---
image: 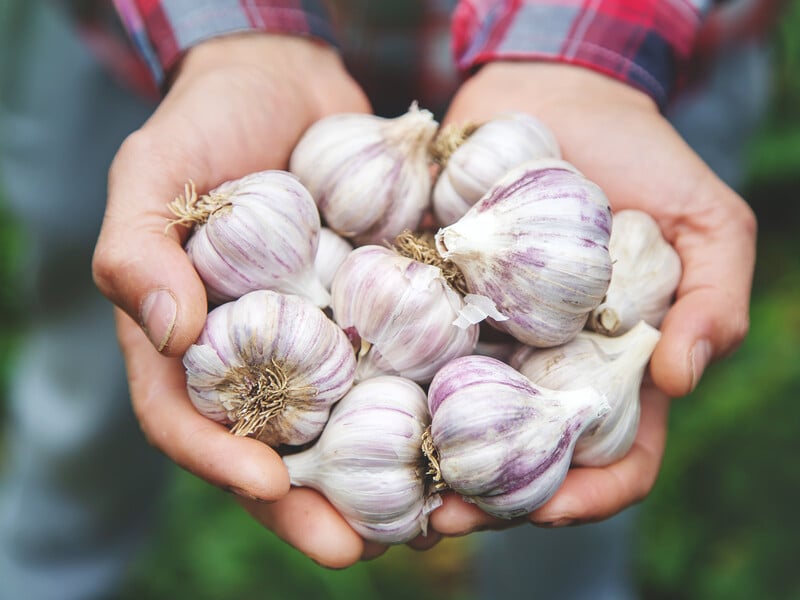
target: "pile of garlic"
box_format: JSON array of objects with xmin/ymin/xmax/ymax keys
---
[{"xmin": 173, "ymin": 103, "xmax": 681, "ymax": 544}]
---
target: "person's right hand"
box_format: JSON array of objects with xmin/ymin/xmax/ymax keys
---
[{"xmin": 92, "ymin": 34, "xmax": 385, "ymax": 568}]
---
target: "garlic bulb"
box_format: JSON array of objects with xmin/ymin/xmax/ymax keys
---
[
  {"xmin": 169, "ymin": 171, "xmax": 330, "ymax": 307},
  {"xmin": 182, "ymin": 290, "xmax": 356, "ymax": 447},
  {"xmin": 435, "ymin": 159, "xmax": 613, "ymax": 348},
  {"xmin": 588, "ymin": 209, "xmax": 682, "ymax": 336},
  {"xmin": 427, "ymin": 355, "xmax": 609, "ymax": 519},
  {"xmin": 513, "ymin": 321, "xmax": 661, "ymax": 467},
  {"xmin": 289, "ymin": 103, "xmax": 438, "ymax": 245},
  {"xmin": 330, "ymin": 244, "xmax": 479, "ymax": 383},
  {"xmin": 283, "ymin": 376, "xmax": 441, "ymax": 544},
  {"xmin": 432, "ymin": 112, "xmax": 561, "ymax": 226},
  {"xmin": 314, "ymin": 227, "xmax": 353, "ymax": 290}
]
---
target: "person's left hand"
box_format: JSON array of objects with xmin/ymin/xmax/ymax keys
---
[{"xmin": 427, "ymin": 60, "xmax": 754, "ymax": 534}]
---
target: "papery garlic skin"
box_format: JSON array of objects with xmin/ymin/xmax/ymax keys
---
[
  {"xmin": 283, "ymin": 376, "xmax": 440, "ymax": 544},
  {"xmin": 513, "ymin": 321, "xmax": 661, "ymax": 467},
  {"xmin": 330, "ymin": 245, "xmax": 479, "ymax": 383},
  {"xmin": 433, "ymin": 112, "xmax": 561, "ymax": 226},
  {"xmin": 183, "ymin": 290, "xmax": 356, "ymax": 447},
  {"xmin": 314, "ymin": 227, "xmax": 353, "ymax": 290},
  {"xmin": 289, "ymin": 103, "xmax": 438, "ymax": 245},
  {"xmin": 435, "ymin": 159, "xmax": 613, "ymax": 348},
  {"xmin": 588, "ymin": 209, "xmax": 682, "ymax": 336},
  {"xmin": 428, "ymin": 355, "xmax": 609, "ymax": 519},
  {"xmin": 181, "ymin": 170, "xmax": 330, "ymax": 307}
]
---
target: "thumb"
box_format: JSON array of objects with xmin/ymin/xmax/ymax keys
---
[
  {"xmin": 93, "ymin": 131, "xmax": 208, "ymax": 356},
  {"xmin": 650, "ymin": 195, "xmax": 756, "ymax": 397}
]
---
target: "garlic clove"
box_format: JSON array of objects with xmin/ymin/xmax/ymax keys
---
[
  {"xmin": 427, "ymin": 355, "xmax": 609, "ymax": 519},
  {"xmin": 435, "ymin": 159, "xmax": 613, "ymax": 348},
  {"xmin": 330, "ymin": 244, "xmax": 478, "ymax": 384},
  {"xmin": 432, "ymin": 111, "xmax": 561, "ymax": 226},
  {"xmin": 170, "ymin": 171, "xmax": 330, "ymax": 308},
  {"xmin": 587, "ymin": 209, "xmax": 682, "ymax": 336},
  {"xmin": 289, "ymin": 102, "xmax": 438, "ymax": 246},
  {"xmin": 283, "ymin": 375, "xmax": 440, "ymax": 544},
  {"xmin": 514, "ymin": 320, "xmax": 661, "ymax": 467},
  {"xmin": 182, "ymin": 290, "xmax": 356, "ymax": 447},
  {"xmin": 314, "ymin": 227, "xmax": 353, "ymax": 290}
]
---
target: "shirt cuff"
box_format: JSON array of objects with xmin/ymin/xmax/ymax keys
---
[
  {"xmin": 452, "ymin": 0, "xmax": 708, "ymax": 110},
  {"xmin": 113, "ymin": 0, "xmax": 338, "ymax": 88}
]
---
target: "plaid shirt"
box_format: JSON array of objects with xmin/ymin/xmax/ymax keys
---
[{"xmin": 105, "ymin": 0, "xmax": 771, "ymax": 111}]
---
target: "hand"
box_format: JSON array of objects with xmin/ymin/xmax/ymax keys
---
[
  {"xmin": 93, "ymin": 34, "xmax": 380, "ymax": 567},
  {"xmin": 428, "ymin": 62, "xmax": 756, "ymax": 532}
]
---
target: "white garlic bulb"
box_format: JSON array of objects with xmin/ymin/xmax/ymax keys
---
[
  {"xmin": 513, "ymin": 321, "xmax": 661, "ymax": 467},
  {"xmin": 432, "ymin": 112, "xmax": 561, "ymax": 226},
  {"xmin": 314, "ymin": 227, "xmax": 353, "ymax": 290},
  {"xmin": 330, "ymin": 245, "xmax": 479, "ymax": 383},
  {"xmin": 435, "ymin": 159, "xmax": 613, "ymax": 348},
  {"xmin": 283, "ymin": 376, "xmax": 441, "ymax": 544},
  {"xmin": 427, "ymin": 355, "xmax": 609, "ymax": 519},
  {"xmin": 289, "ymin": 103, "xmax": 438, "ymax": 245},
  {"xmin": 170, "ymin": 171, "xmax": 330, "ymax": 307},
  {"xmin": 182, "ymin": 290, "xmax": 356, "ymax": 447},
  {"xmin": 588, "ymin": 209, "xmax": 682, "ymax": 336}
]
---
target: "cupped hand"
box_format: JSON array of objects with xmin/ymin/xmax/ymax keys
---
[
  {"xmin": 93, "ymin": 34, "xmax": 379, "ymax": 567},
  {"xmin": 428, "ymin": 61, "xmax": 756, "ymax": 532}
]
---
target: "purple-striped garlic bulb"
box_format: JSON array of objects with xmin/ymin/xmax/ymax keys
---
[
  {"xmin": 588, "ymin": 209, "xmax": 682, "ymax": 336},
  {"xmin": 427, "ymin": 355, "xmax": 608, "ymax": 519},
  {"xmin": 330, "ymin": 244, "xmax": 482, "ymax": 384},
  {"xmin": 431, "ymin": 111, "xmax": 561, "ymax": 226},
  {"xmin": 169, "ymin": 170, "xmax": 330, "ymax": 307},
  {"xmin": 289, "ymin": 102, "xmax": 438, "ymax": 246},
  {"xmin": 182, "ymin": 290, "xmax": 356, "ymax": 447},
  {"xmin": 513, "ymin": 321, "xmax": 661, "ymax": 467},
  {"xmin": 283, "ymin": 376, "xmax": 441, "ymax": 544},
  {"xmin": 435, "ymin": 159, "xmax": 613, "ymax": 348}
]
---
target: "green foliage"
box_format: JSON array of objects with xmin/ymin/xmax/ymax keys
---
[
  {"xmin": 635, "ymin": 248, "xmax": 800, "ymax": 599},
  {"xmin": 0, "ymin": 198, "xmax": 24, "ymax": 415}
]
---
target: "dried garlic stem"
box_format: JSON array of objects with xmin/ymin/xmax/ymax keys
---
[
  {"xmin": 392, "ymin": 230, "xmax": 468, "ymax": 296},
  {"xmin": 166, "ymin": 180, "xmax": 232, "ymax": 232},
  {"xmin": 429, "ymin": 122, "xmax": 479, "ymax": 167},
  {"xmin": 227, "ymin": 359, "xmax": 316, "ymax": 438},
  {"xmin": 421, "ymin": 426, "xmax": 448, "ymax": 493}
]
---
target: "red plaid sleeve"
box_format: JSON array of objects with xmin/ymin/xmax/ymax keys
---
[
  {"xmin": 451, "ymin": 0, "xmax": 708, "ymax": 109},
  {"xmin": 113, "ymin": 0, "xmax": 337, "ymax": 87}
]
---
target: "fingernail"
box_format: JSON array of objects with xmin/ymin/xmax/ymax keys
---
[
  {"xmin": 689, "ymin": 338, "xmax": 712, "ymax": 391},
  {"xmin": 141, "ymin": 289, "xmax": 177, "ymax": 352}
]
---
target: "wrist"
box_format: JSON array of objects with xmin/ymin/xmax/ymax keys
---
[
  {"xmin": 172, "ymin": 33, "xmax": 369, "ymax": 119},
  {"xmin": 468, "ymin": 62, "xmax": 657, "ymax": 120},
  {"xmin": 448, "ymin": 61, "xmax": 663, "ymax": 157}
]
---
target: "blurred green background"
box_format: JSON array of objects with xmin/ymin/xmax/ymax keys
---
[{"xmin": 1, "ymin": 4, "xmax": 799, "ymax": 600}]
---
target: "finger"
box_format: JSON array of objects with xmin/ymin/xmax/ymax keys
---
[
  {"xmin": 529, "ymin": 385, "xmax": 670, "ymax": 525},
  {"xmin": 239, "ymin": 488, "xmax": 366, "ymax": 569},
  {"xmin": 428, "ymin": 492, "xmax": 520, "ymax": 536},
  {"xmin": 652, "ymin": 188, "xmax": 756, "ymax": 396},
  {"xmin": 94, "ymin": 129, "xmax": 210, "ymax": 356},
  {"xmin": 405, "ymin": 529, "xmax": 443, "ymax": 551},
  {"xmin": 117, "ymin": 309, "xmax": 290, "ymax": 500},
  {"xmin": 361, "ymin": 541, "xmax": 390, "ymax": 561}
]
